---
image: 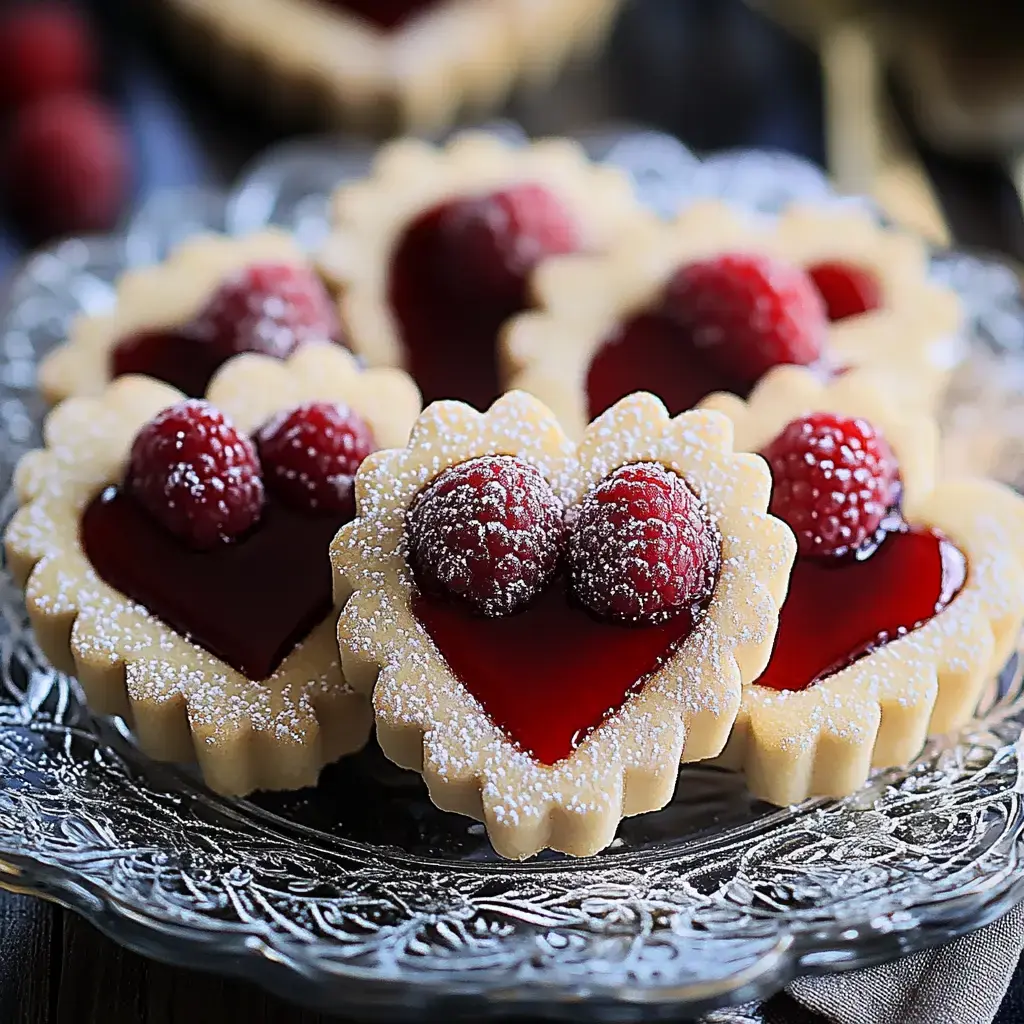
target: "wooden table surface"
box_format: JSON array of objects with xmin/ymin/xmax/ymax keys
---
[{"xmin": 3, "ymin": 1, "xmax": 1024, "ymax": 1021}]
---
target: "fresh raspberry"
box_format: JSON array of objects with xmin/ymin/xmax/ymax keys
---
[
  {"xmin": 0, "ymin": 4, "xmax": 96, "ymax": 110},
  {"xmin": 127, "ymin": 400, "xmax": 264, "ymax": 550},
  {"xmin": 407, "ymin": 455, "xmax": 566, "ymax": 617},
  {"xmin": 4, "ymin": 94, "xmax": 129, "ymax": 242},
  {"xmin": 189, "ymin": 263, "xmax": 341, "ymax": 362},
  {"xmin": 762, "ymin": 412, "xmax": 899, "ymax": 558},
  {"xmin": 662, "ymin": 253, "xmax": 827, "ymax": 388},
  {"xmin": 807, "ymin": 260, "xmax": 883, "ymax": 322},
  {"xmin": 567, "ymin": 462, "xmax": 719, "ymax": 625},
  {"xmin": 256, "ymin": 401, "xmax": 375, "ymax": 516},
  {"xmin": 429, "ymin": 184, "xmax": 580, "ymax": 312}
]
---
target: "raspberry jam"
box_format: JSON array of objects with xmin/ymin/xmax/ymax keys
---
[
  {"xmin": 388, "ymin": 189, "xmax": 579, "ymax": 410},
  {"xmin": 755, "ymin": 517, "xmax": 967, "ymax": 692},
  {"xmin": 586, "ymin": 310, "xmax": 755, "ymax": 420},
  {"xmin": 81, "ymin": 486, "xmax": 348, "ymax": 680},
  {"xmin": 323, "ymin": 0, "xmax": 441, "ymax": 29},
  {"xmin": 413, "ymin": 581, "xmax": 702, "ymax": 765},
  {"xmin": 807, "ymin": 260, "xmax": 882, "ymax": 322},
  {"xmin": 111, "ymin": 327, "xmax": 222, "ymax": 399}
]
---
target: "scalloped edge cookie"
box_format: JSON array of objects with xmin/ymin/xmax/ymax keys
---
[
  {"xmin": 157, "ymin": 0, "xmax": 622, "ymax": 133},
  {"xmin": 700, "ymin": 366, "xmax": 1024, "ymax": 806},
  {"xmin": 317, "ymin": 131, "xmax": 651, "ymax": 379},
  {"xmin": 39, "ymin": 230, "xmax": 319, "ymax": 405},
  {"xmin": 330, "ymin": 390, "xmax": 796, "ymax": 858},
  {"xmin": 502, "ymin": 201, "xmax": 964, "ymax": 438},
  {"xmin": 6, "ymin": 344, "xmax": 421, "ymax": 796}
]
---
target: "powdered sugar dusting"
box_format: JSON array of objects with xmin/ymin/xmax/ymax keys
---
[
  {"xmin": 706, "ymin": 365, "xmax": 1024, "ymax": 806},
  {"xmin": 332, "ymin": 390, "xmax": 794, "ymax": 858},
  {"xmin": 5, "ymin": 364, "xmax": 384, "ymax": 797}
]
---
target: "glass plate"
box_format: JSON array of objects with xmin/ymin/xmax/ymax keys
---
[{"xmin": 2, "ymin": 130, "xmax": 1024, "ymax": 1022}]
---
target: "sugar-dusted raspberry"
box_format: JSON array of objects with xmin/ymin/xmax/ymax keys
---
[
  {"xmin": 567, "ymin": 462, "xmax": 719, "ymax": 624},
  {"xmin": 4, "ymin": 93, "xmax": 129, "ymax": 242},
  {"xmin": 256, "ymin": 401, "xmax": 375, "ymax": 516},
  {"xmin": 807, "ymin": 260, "xmax": 883, "ymax": 322},
  {"xmin": 407, "ymin": 455, "xmax": 566, "ymax": 616},
  {"xmin": 128, "ymin": 400, "xmax": 264, "ymax": 549},
  {"xmin": 428, "ymin": 183, "xmax": 580, "ymax": 312},
  {"xmin": 662, "ymin": 252, "xmax": 826, "ymax": 388},
  {"xmin": 762, "ymin": 412, "xmax": 899, "ymax": 558},
  {"xmin": 189, "ymin": 262, "xmax": 341, "ymax": 362},
  {"xmin": 0, "ymin": 4, "xmax": 96, "ymax": 110}
]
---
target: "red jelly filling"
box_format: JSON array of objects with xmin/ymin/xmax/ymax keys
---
[
  {"xmin": 755, "ymin": 516, "xmax": 967, "ymax": 692},
  {"xmin": 80, "ymin": 486, "xmax": 349, "ymax": 680},
  {"xmin": 111, "ymin": 327, "xmax": 226, "ymax": 399},
  {"xmin": 413, "ymin": 581, "xmax": 703, "ymax": 765},
  {"xmin": 387, "ymin": 190, "xmax": 579, "ymax": 410},
  {"xmin": 586, "ymin": 310, "xmax": 759, "ymax": 421},
  {"xmin": 807, "ymin": 260, "xmax": 883, "ymax": 322},
  {"xmin": 322, "ymin": 0, "xmax": 441, "ymax": 30}
]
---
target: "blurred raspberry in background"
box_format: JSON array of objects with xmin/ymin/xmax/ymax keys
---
[{"xmin": 0, "ymin": 3, "xmax": 130, "ymax": 242}]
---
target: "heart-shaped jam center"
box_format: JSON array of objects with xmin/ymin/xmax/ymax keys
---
[
  {"xmin": 110, "ymin": 263, "xmax": 343, "ymax": 398},
  {"xmin": 586, "ymin": 309, "xmax": 754, "ymax": 420},
  {"xmin": 81, "ymin": 486, "xmax": 348, "ymax": 680},
  {"xmin": 112, "ymin": 327, "xmax": 226, "ymax": 399},
  {"xmin": 406, "ymin": 458, "xmax": 719, "ymax": 764},
  {"xmin": 322, "ymin": 0, "xmax": 443, "ymax": 30},
  {"xmin": 80, "ymin": 399, "xmax": 371, "ymax": 681},
  {"xmin": 807, "ymin": 260, "xmax": 882, "ymax": 322},
  {"xmin": 758, "ymin": 412, "xmax": 965, "ymax": 692},
  {"xmin": 388, "ymin": 185, "xmax": 580, "ymax": 409},
  {"xmin": 587, "ymin": 253, "xmax": 828, "ymax": 420},
  {"xmin": 414, "ymin": 582, "xmax": 699, "ymax": 764},
  {"xmin": 755, "ymin": 517, "xmax": 966, "ymax": 691}
]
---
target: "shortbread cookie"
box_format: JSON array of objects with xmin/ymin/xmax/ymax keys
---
[
  {"xmin": 503, "ymin": 201, "xmax": 963, "ymax": 438},
  {"xmin": 40, "ymin": 230, "xmax": 342, "ymax": 404},
  {"xmin": 6, "ymin": 344, "xmax": 420, "ymax": 795},
  {"xmin": 701, "ymin": 366, "xmax": 1024, "ymax": 806},
  {"xmin": 158, "ymin": 0, "xmax": 624, "ymax": 133},
  {"xmin": 331, "ymin": 390, "xmax": 796, "ymax": 858},
  {"xmin": 318, "ymin": 131, "xmax": 649, "ymax": 410}
]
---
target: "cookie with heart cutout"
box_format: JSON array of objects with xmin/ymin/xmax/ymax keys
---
[
  {"xmin": 699, "ymin": 365, "xmax": 1024, "ymax": 806},
  {"xmin": 40, "ymin": 229, "xmax": 343, "ymax": 404},
  {"xmin": 5, "ymin": 343, "xmax": 420, "ymax": 795},
  {"xmin": 331, "ymin": 389, "xmax": 796, "ymax": 858},
  {"xmin": 316, "ymin": 130, "xmax": 649, "ymax": 412},
  {"xmin": 158, "ymin": 0, "xmax": 623, "ymax": 133},
  {"xmin": 502, "ymin": 200, "xmax": 963, "ymax": 439}
]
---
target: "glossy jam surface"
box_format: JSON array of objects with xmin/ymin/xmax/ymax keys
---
[
  {"xmin": 81, "ymin": 486, "xmax": 348, "ymax": 680},
  {"xmin": 755, "ymin": 520, "xmax": 967, "ymax": 692},
  {"xmin": 413, "ymin": 582, "xmax": 699, "ymax": 765},
  {"xmin": 111, "ymin": 327, "xmax": 222, "ymax": 398},
  {"xmin": 387, "ymin": 205, "xmax": 513, "ymax": 409},
  {"xmin": 586, "ymin": 310, "xmax": 756, "ymax": 420},
  {"xmin": 807, "ymin": 260, "xmax": 883, "ymax": 322},
  {"xmin": 322, "ymin": 0, "xmax": 442, "ymax": 29},
  {"xmin": 388, "ymin": 195, "xmax": 578, "ymax": 409}
]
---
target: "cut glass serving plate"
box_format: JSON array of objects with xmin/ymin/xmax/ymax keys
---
[{"xmin": 2, "ymin": 129, "xmax": 1024, "ymax": 1021}]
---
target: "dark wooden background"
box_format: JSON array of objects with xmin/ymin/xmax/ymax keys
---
[{"xmin": 3, "ymin": 0, "xmax": 1024, "ymax": 1019}]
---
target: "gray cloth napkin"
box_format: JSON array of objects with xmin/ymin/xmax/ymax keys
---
[{"xmin": 703, "ymin": 903, "xmax": 1024, "ymax": 1024}]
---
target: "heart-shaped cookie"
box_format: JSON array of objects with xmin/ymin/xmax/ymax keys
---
[
  {"xmin": 332, "ymin": 390, "xmax": 796, "ymax": 858},
  {"xmin": 40, "ymin": 231, "xmax": 342, "ymax": 404},
  {"xmin": 317, "ymin": 132, "xmax": 647, "ymax": 411},
  {"xmin": 503, "ymin": 201, "xmax": 963, "ymax": 439},
  {"xmin": 6, "ymin": 344, "xmax": 420, "ymax": 795},
  {"xmin": 701, "ymin": 365, "xmax": 1024, "ymax": 806}
]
